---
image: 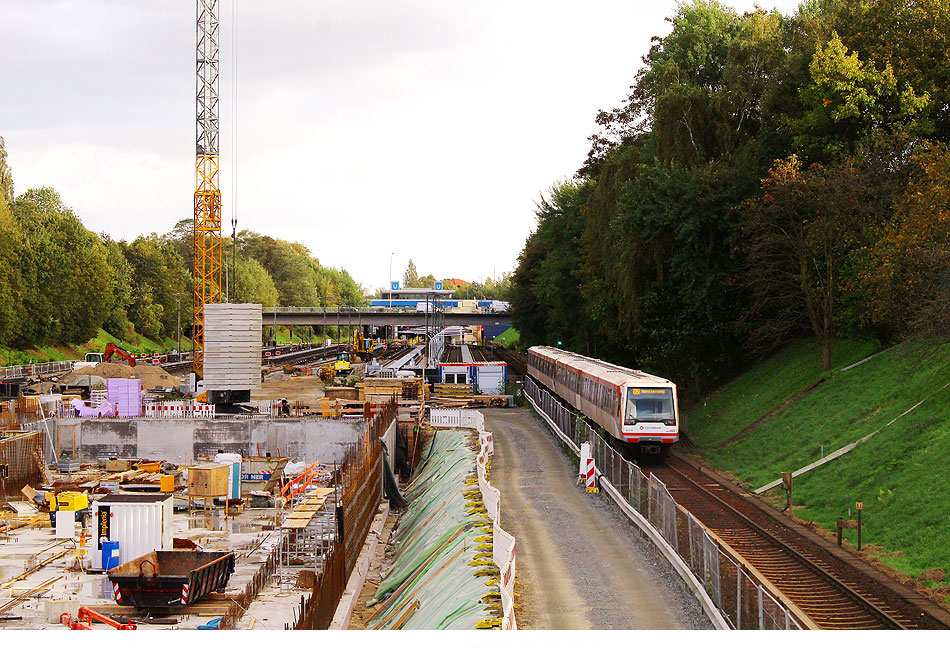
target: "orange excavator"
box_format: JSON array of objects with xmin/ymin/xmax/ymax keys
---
[{"xmin": 103, "ymin": 343, "xmax": 136, "ymax": 367}]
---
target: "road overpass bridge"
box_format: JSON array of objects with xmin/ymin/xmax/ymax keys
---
[{"xmin": 262, "ymin": 307, "xmax": 512, "ymax": 329}]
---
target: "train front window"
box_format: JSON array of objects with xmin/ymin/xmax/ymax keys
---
[{"xmin": 625, "ymin": 387, "xmax": 674, "ymax": 425}]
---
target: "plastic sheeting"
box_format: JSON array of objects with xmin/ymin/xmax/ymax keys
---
[
  {"xmin": 368, "ymin": 428, "xmax": 498, "ymax": 630},
  {"xmin": 70, "ymin": 397, "xmax": 115, "ymax": 417}
]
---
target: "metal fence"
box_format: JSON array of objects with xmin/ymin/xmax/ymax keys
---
[
  {"xmin": 524, "ymin": 376, "xmax": 803, "ymax": 630},
  {"xmin": 289, "ymin": 398, "xmax": 394, "ymax": 629},
  {"xmin": 0, "ymin": 360, "xmax": 78, "ymax": 379}
]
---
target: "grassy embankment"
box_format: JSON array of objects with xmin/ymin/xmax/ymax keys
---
[
  {"xmin": 492, "ymin": 327, "xmax": 520, "ymax": 348},
  {"xmin": 265, "ymin": 325, "xmax": 352, "ymax": 345},
  {"xmin": 0, "ymin": 328, "xmax": 192, "ymax": 366},
  {"xmin": 688, "ymin": 338, "xmax": 950, "ymax": 600}
]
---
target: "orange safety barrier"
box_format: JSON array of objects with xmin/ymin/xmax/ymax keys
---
[{"xmin": 280, "ymin": 460, "xmax": 322, "ymax": 500}]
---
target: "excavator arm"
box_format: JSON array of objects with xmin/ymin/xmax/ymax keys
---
[{"xmin": 103, "ymin": 343, "xmax": 136, "ymax": 367}]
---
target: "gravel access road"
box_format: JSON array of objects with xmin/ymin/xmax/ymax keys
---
[{"xmin": 484, "ymin": 407, "xmax": 710, "ymax": 630}]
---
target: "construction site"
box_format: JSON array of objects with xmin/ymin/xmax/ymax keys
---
[
  {"xmin": 0, "ymin": 308, "xmax": 520, "ymax": 631},
  {"xmin": 0, "ymin": 0, "xmax": 518, "ymax": 632}
]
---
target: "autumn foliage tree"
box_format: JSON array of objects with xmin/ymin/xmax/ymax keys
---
[{"xmin": 856, "ymin": 144, "xmax": 950, "ymax": 338}]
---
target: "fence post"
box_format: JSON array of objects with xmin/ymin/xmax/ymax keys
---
[
  {"xmin": 736, "ymin": 568, "xmax": 742, "ymax": 630},
  {"xmin": 758, "ymin": 586, "xmax": 764, "ymax": 630}
]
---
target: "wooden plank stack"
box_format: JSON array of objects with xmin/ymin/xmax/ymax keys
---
[
  {"xmin": 357, "ymin": 378, "xmax": 424, "ymax": 401},
  {"xmin": 432, "ymin": 383, "xmax": 474, "ymax": 398}
]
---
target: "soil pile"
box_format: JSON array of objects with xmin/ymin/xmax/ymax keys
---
[{"xmin": 60, "ymin": 362, "xmax": 182, "ymax": 390}]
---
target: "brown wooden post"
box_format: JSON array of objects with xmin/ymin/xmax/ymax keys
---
[
  {"xmin": 782, "ymin": 472, "xmax": 793, "ymax": 514},
  {"xmin": 837, "ymin": 517, "xmax": 843, "ymax": 547}
]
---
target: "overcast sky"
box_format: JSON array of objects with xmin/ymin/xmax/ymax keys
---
[{"xmin": 2, "ymin": 0, "xmax": 803, "ymax": 294}]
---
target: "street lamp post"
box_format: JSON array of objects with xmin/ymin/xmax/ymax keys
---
[
  {"xmin": 231, "ymin": 218, "xmax": 237, "ymax": 302},
  {"xmin": 172, "ymin": 292, "xmax": 186, "ymax": 361},
  {"xmin": 389, "ymin": 252, "xmax": 395, "ymax": 309}
]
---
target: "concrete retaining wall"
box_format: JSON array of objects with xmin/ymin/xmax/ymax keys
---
[{"xmin": 53, "ymin": 418, "xmax": 364, "ymax": 465}]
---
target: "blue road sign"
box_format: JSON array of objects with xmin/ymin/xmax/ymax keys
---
[
  {"xmin": 391, "ymin": 282, "xmax": 400, "ymax": 291},
  {"xmin": 434, "ymin": 282, "xmax": 442, "ymax": 290}
]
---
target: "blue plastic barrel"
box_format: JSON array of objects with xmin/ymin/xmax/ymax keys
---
[{"xmin": 101, "ymin": 541, "xmax": 120, "ymax": 570}]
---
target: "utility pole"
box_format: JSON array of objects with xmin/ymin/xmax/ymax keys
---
[
  {"xmin": 231, "ymin": 217, "xmax": 237, "ymax": 302},
  {"xmin": 389, "ymin": 251, "xmax": 395, "ymax": 309},
  {"xmin": 173, "ymin": 292, "xmax": 187, "ymax": 359}
]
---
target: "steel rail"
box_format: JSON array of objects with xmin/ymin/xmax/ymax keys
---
[{"xmin": 657, "ymin": 459, "xmax": 907, "ymax": 629}]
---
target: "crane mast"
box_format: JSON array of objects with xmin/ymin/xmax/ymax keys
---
[{"xmin": 193, "ymin": 0, "xmax": 222, "ymax": 377}]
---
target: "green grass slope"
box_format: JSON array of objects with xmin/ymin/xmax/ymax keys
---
[
  {"xmin": 493, "ymin": 327, "xmax": 520, "ymax": 347},
  {"xmin": 0, "ymin": 329, "xmax": 193, "ymax": 366},
  {"xmin": 688, "ymin": 338, "xmax": 950, "ymax": 595}
]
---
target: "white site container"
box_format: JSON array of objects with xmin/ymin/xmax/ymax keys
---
[
  {"xmin": 214, "ymin": 453, "xmax": 242, "ymax": 499},
  {"xmin": 203, "ymin": 303, "xmax": 263, "ymax": 392},
  {"xmin": 439, "ymin": 363, "xmax": 469, "ymax": 385},
  {"xmin": 474, "ymin": 362, "xmax": 508, "ymax": 395},
  {"xmin": 90, "ymin": 493, "xmax": 174, "ymax": 570}
]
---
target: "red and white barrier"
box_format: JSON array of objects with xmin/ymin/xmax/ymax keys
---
[
  {"xmin": 141, "ymin": 401, "xmax": 215, "ymax": 419},
  {"xmin": 579, "ymin": 442, "xmax": 598, "ymax": 492}
]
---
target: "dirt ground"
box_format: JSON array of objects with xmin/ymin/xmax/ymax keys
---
[
  {"xmin": 251, "ymin": 374, "xmax": 327, "ymax": 401},
  {"xmin": 347, "ymin": 512, "xmax": 399, "ymax": 629},
  {"xmin": 59, "ymin": 361, "xmax": 182, "ymax": 390},
  {"xmin": 483, "ymin": 407, "xmax": 710, "ymax": 630}
]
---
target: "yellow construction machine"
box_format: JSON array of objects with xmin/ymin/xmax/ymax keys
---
[
  {"xmin": 334, "ymin": 351, "xmax": 351, "ymax": 375},
  {"xmin": 352, "ymin": 332, "xmax": 374, "ymax": 362}
]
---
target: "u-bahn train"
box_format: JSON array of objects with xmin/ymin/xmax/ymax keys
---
[{"xmin": 526, "ymin": 346, "xmax": 679, "ymax": 459}]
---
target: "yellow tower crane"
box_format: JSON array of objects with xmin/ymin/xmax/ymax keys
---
[{"xmin": 193, "ymin": 0, "xmax": 223, "ymax": 377}]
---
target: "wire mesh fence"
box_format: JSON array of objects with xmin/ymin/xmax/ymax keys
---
[{"xmin": 524, "ymin": 376, "xmax": 803, "ymax": 630}]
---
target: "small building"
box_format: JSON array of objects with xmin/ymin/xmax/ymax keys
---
[{"xmin": 438, "ymin": 361, "xmax": 507, "ymax": 394}]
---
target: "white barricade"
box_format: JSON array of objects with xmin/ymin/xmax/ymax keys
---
[
  {"xmin": 493, "ymin": 523, "xmax": 517, "ymax": 630},
  {"xmin": 472, "ymin": 412, "xmax": 516, "ymax": 630},
  {"xmin": 430, "ymin": 408, "xmax": 486, "ymax": 430},
  {"xmin": 430, "ymin": 408, "xmax": 461, "ymax": 427}
]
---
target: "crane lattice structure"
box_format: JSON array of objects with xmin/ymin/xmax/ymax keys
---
[{"xmin": 193, "ymin": 0, "xmax": 222, "ymax": 377}]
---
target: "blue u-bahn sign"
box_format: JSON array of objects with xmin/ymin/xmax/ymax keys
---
[
  {"xmin": 434, "ymin": 282, "xmax": 442, "ymax": 290},
  {"xmin": 391, "ymin": 282, "xmax": 400, "ymax": 291}
]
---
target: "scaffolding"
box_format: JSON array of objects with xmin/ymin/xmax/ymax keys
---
[{"xmin": 278, "ymin": 485, "xmax": 341, "ymax": 588}]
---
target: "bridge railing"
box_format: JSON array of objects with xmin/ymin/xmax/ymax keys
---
[
  {"xmin": 263, "ymin": 306, "xmax": 510, "ymax": 316},
  {"xmin": 523, "ymin": 376, "xmax": 804, "ymax": 630}
]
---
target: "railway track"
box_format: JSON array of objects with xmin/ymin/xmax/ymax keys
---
[
  {"xmin": 486, "ymin": 344, "xmax": 526, "ymax": 376},
  {"xmin": 651, "ymin": 456, "xmax": 949, "ymax": 629},
  {"xmin": 161, "ymin": 344, "xmax": 344, "ymax": 374}
]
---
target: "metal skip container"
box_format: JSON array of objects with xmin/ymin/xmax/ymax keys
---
[{"xmin": 108, "ymin": 550, "xmax": 235, "ymax": 608}]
